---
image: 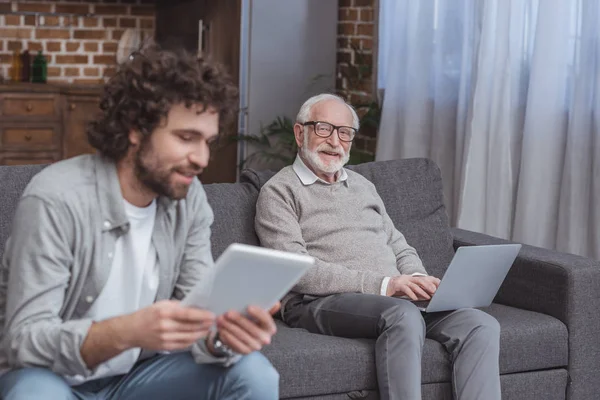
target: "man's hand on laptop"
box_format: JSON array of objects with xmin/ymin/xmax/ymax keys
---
[
  {"xmin": 214, "ymin": 302, "xmax": 280, "ymax": 355},
  {"xmin": 386, "ymin": 275, "xmax": 441, "ymax": 300}
]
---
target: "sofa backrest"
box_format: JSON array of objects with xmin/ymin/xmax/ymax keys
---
[
  {"xmin": 203, "ymin": 182, "xmax": 261, "ymax": 259},
  {"xmin": 241, "ymin": 158, "xmax": 455, "ymax": 279},
  {"xmin": 0, "ymin": 165, "xmax": 48, "ymax": 263},
  {"xmin": 0, "ymin": 157, "xmax": 456, "ymax": 279}
]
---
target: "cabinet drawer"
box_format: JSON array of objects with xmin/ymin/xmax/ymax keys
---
[
  {"xmin": 2, "ymin": 127, "xmax": 56, "ymax": 146},
  {"xmin": 1, "ymin": 95, "xmax": 58, "ymax": 117},
  {"xmin": 0, "ymin": 152, "xmax": 59, "ymax": 166}
]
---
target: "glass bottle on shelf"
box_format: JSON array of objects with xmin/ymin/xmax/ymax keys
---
[
  {"xmin": 20, "ymin": 50, "xmax": 31, "ymax": 82},
  {"xmin": 32, "ymin": 50, "xmax": 48, "ymax": 83},
  {"xmin": 11, "ymin": 49, "xmax": 22, "ymax": 82}
]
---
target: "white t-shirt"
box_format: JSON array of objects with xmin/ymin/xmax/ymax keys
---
[{"xmin": 66, "ymin": 199, "xmax": 159, "ymax": 385}]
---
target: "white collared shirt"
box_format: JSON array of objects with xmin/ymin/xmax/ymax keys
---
[
  {"xmin": 292, "ymin": 155, "xmax": 348, "ymax": 186},
  {"xmin": 291, "ymin": 154, "xmax": 426, "ymax": 296}
]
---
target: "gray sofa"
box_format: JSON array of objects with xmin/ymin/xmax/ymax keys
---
[{"xmin": 1, "ymin": 158, "xmax": 599, "ymax": 400}]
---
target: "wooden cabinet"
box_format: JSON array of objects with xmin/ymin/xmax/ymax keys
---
[
  {"xmin": 62, "ymin": 95, "xmax": 100, "ymax": 159},
  {"xmin": 0, "ymin": 83, "xmax": 101, "ymax": 166}
]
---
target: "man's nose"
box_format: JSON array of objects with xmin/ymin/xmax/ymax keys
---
[
  {"xmin": 326, "ymin": 129, "xmax": 341, "ymax": 146},
  {"xmin": 189, "ymin": 142, "xmax": 210, "ymax": 169}
]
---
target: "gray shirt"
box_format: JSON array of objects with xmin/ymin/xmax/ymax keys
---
[
  {"xmin": 0, "ymin": 154, "xmax": 237, "ymax": 379},
  {"xmin": 255, "ymin": 156, "xmax": 427, "ymax": 308}
]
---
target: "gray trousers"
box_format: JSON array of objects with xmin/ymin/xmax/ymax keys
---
[{"xmin": 284, "ymin": 293, "xmax": 501, "ymax": 400}]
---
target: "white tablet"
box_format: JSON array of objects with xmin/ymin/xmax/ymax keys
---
[{"xmin": 181, "ymin": 243, "xmax": 314, "ymax": 315}]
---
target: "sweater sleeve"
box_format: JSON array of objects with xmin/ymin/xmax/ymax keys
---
[{"xmin": 255, "ymin": 182, "xmax": 386, "ymax": 295}]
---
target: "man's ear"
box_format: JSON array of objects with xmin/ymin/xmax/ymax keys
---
[
  {"xmin": 293, "ymin": 123, "xmax": 304, "ymax": 149},
  {"xmin": 129, "ymin": 129, "xmax": 142, "ymax": 147}
]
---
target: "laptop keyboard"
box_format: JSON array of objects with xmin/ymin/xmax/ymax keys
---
[{"xmin": 412, "ymin": 300, "xmax": 430, "ymax": 309}]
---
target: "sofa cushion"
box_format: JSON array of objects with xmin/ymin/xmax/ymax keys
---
[
  {"xmin": 242, "ymin": 158, "xmax": 455, "ymax": 278},
  {"xmin": 0, "ymin": 164, "xmax": 48, "ymax": 262},
  {"xmin": 262, "ymin": 303, "xmax": 568, "ymax": 398},
  {"xmin": 203, "ymin": 182, "xmax": 260, "ymax": 259}
]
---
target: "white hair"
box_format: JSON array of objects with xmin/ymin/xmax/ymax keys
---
[{"xmin": 296, "ymin": 93, "xmax": 359, "ymax": 130}]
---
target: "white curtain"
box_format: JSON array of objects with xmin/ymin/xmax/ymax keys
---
[{"xmin": 376, "ymin": 0, "xmax": 600, "ymax": 259}]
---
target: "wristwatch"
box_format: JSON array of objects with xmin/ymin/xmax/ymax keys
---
[{"xmin": 209, "ymin": 332, "xmax": 237, "ymax": 358}]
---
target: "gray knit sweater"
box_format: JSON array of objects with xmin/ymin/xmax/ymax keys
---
[{"xmin": 255, "ymin": 164, "xmax": 427, "ymax": 298}]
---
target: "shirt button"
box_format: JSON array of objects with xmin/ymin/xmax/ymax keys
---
[
  {"xmin": 108, "ymin": 252, "xmax": 113, "ymax": 259},
  {"xmin": 103, "ymin": 221, "xmax": 111, "ymax": 229},
  {"xmin": 85, "ymin": 296, "xmax": 94, "ymax": 303}
]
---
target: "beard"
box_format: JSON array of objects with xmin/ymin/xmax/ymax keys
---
[
  {"xmin": 300, "ymin": 135, "xmax": 350, "ymax": 174},
  {"xmin": 133, "ymin": 138, "xmax": 201, "ymax": 200}
]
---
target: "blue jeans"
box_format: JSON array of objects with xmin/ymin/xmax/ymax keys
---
[{"xmin": 0, "ymin": 351, "xmax": 278, "ymax": 400}]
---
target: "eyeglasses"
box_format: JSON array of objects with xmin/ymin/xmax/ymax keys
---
[{"xmin": 302, "ymin": 121, "xmax": 357, "ymax": 142}]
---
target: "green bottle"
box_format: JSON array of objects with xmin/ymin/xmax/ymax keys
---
[{"xmin": 31, "ymin": 50, "xmax": 47, "ymax": 83}]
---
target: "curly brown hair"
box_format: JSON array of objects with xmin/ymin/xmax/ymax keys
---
[{"xmin": 87, "ymin": 44, "xmax": 238, "ymax": 161}]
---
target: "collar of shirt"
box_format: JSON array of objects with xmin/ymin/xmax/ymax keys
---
[{"xmin": 292, "ymin": 154, "xmax": 349, "ymax": 186}]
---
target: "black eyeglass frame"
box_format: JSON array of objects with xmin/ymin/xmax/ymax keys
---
[{"xmin": 301, "ymin": 121, "xmax": 357, "ymax": 142}]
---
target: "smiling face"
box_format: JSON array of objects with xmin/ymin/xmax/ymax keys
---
[
  {"xmin": 122, "ymin": 102, "xmax": 219, "ymax": 205},
  {"xmin": 294, "ymin": 99, "xmax": 353, "ymax": 182}
]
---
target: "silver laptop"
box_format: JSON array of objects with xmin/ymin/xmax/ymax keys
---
[{"xmin": 408, "ymin": 244, "xmax": 522, "ymax": 313}]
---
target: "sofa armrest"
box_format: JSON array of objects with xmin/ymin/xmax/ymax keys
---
[{"xmin": 451, "ymin": 227, "xmax": 600, "ymax": 400}]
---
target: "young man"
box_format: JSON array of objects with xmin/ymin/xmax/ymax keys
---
[
  {"xmin": 255, "ymin": 93, "xmax": 501, "ymax": 400},
  {"xmin": 0, "ymin": 46, "xmax": 279, "ymax": 399}
]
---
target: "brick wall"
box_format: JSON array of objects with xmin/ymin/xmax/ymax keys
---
[
  {"xmin": 336, "ymin": 0, "xmax": 378, "ymax": 156},
  {"xmin": 0, "ymin": 0, "xmax": 155, "ymax": 84}
]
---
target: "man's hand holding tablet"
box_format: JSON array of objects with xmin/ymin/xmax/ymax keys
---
[
  {"xmin": 207, "ymin": 303, "xmax": 281, "ymax": 355},
  {"xmin": 183, "ymin": 243, "xmax": 314, "ymax": 356}
]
